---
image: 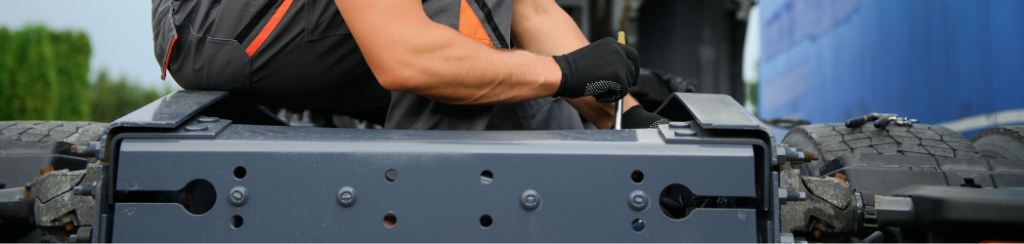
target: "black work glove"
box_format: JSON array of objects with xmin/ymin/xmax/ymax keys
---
[
  {"xmin": 622, "ymin": 105, "xmax": 670, "ymax": 129},
  {"xmin": 553, "ymin": 37, "xmax": 640, "ymax": 103}
]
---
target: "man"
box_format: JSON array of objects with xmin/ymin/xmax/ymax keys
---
[{"xmin": 152, "ymin": 0, "xmax": 667, "ymax": 130}]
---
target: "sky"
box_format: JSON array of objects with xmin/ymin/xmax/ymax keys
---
[{"xmin": 0, "ymin": 0, "xmax": 179, "ymax": 89}]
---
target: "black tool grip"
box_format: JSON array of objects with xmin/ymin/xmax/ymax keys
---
[
  {"xmin": 874, "ymin": 117, "xmax": 891, "ymax": 128},
  {"xmin": 845, "ymin": 115, "xmax": 878, "ymax": 128}
]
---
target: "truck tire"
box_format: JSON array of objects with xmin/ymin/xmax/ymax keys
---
[
  {"xmin": 0, "ymin": 121, "xmax": 108, "ymax": 242},
  {"xmin": 781, "ymin": 123, "xmax": 981, "ymax": 176},
  {"xmin": 972, "ymin": 125, "xmax": 1024, "ymax": 160},
  {"xmin": 0, "ymin": 121, "xmax": 107, "ymax": 144}
]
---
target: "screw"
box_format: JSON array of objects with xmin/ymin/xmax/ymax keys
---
[
  {"xmin": 337, "ymin": 186, "xmax": 356, "ymax": 207},
  {"xmin": 228, "ymin": 186, "xmax": 248, "ymax": 207},
  {"xmin": 628, "ymin": 190, "xmax": 648, "ymax": 211},
  {"xmin": 520, "ymin": 189, "xmax": 541, "ymax": 211}
]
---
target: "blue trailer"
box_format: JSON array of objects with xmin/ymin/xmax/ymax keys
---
[{"xmin": 758, "ymin": 0, "xmax": 1024, "ymax": 139}]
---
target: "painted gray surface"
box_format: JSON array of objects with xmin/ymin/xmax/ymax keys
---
[{"xmin": 110, "ymin": 127, "xmax": 758, "ymax": 242}]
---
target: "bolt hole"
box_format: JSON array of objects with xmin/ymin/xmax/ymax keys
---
[
  {"xmin": 631, "ymin": 218, "xmax": 645, "ymax": 232},
  {"xmin": 631, "ymin": 170, "xmax": 644, "ymax": 183},
  {"xmin": 383, "ymin": 213, "xmax": 397, "ymax": 228},
  {"xmin": 230, "ymin": 215, "xmax": 244, "ymax": 229},
  {"xmin": 233, "ymin": 166, "xmax": 246, "ymax": 180},
  {"xmin": 480, "ymin": 170, "xmax": 493, "ymax": 184},
  {"xmin": 660, "ymin": 184, "xmax": 696, "ymax": 219},
  {"xmin": 385, "ymin": 169, "xmax": 398, "ymax": 183},
  {"xmin": 479, "ymin": 214, "xmax": 493, "ymax": 228}
]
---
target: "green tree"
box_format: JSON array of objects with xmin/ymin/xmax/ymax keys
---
[
  {"xmin": 91, "ymin": 70, "xmax": 167, "ymax": 122},
  {"xmin": 0, "ymin": 25, "xmax": 92, "ymax": 121}
]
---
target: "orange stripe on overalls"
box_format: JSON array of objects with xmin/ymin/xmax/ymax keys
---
[
  {"xmin": 458, "ymin": 0, "xmax": 493, "ymax": 47},
  {"xmin": 246, "ymin": 0, "xmax": 295, "ymax": 57}
]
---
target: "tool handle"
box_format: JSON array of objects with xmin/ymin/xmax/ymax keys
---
[
  {"xmin": 874, "ymin": 117, "xmax": 892, "ymax": 128},
  {"xmin": 845, "ymin": 115, "xmax": 878, "ymax": 128},
  {"xmin": 613, "ymin": 31, "xmax": 626, "ymax": 130}
]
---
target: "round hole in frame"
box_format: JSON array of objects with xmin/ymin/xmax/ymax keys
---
[
  {"xmin": 479, "ymin": 214, "xmax": 493, "ymax": 228},
  {"xmin": 480, "ymin": 170, "xmax": 493, "ymax": 184},
  {"xmin": 385, "ymin": 169, "xmax": 398, "ymax": 183},
  {"xmin": 233, "ymin": 166, "xmax": 247, "ymax": 180},
  {"xmin": 230, "ymin": 215, "xmax": 244, "ymax": 229},
  {"xmin": 631, "ymin": 170, "xmax": 644, "ymax": 183},
  {"xmin": 383, "ymin": 213, "xmax": 397, "ymax": 228}
]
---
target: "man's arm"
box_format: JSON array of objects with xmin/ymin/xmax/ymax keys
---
[
  {"xmin": 334, "ymin": 0, "xmax": 561, "ymax": 105},
  {"xmin": 510, "ymin": 0, "xmax": 640, "ymax": 129}
]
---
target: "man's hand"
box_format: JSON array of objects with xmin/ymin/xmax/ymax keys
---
[{"xmin": 553, "ymin": 38, "xmax": 640, "ymax": 103}]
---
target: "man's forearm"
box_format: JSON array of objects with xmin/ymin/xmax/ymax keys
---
[{"xmin": 336, "ymin": 0, "xmax": 561, "ymax": 105}]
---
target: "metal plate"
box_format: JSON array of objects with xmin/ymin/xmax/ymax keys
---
[
  {"xmin": 109, "ymin": 91, "xmax": 228, "ymax": 129},
  {"xmin": 110, "ymin": 126, "xmax": 758, "ymax": 242}
]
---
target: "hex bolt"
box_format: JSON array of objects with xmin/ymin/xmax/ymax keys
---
[
  {"xmin": 71, "ymin": 142, "xmax": 100, "ymax": 157},
  {"xmin": 628, "ymin": 190, "xmax": 649, "ymax": 211},
  {"xmin": 185, "ymin": 125, "xmax": 209, "ymax": 132},
  {"xmin": 197, "ymin": 117, "xmax": 221, "ymax": 123},
  {"xmin": 778, "ymin": 188, "xmax": 806, "ymax": 205},
  {"xmin": 72, "ymin": 183, "xmax": 97, "ymax": 196},
  {"xmin": 228, "ymin": 186, "xmax": 248, "ymax": 207},
  {"xmin": 520, "ymin": 189, "xmax": 541, "ymax": 211},
  {"xmin": 336, "ymin": 186, "xmax": 356, "ymax": 207}
]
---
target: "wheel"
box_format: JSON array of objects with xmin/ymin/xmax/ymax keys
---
[
  {"xmin": 0, "ymin": 121, "xmax": 107, "ymax": 144},
  {"xmin": 0, "ymin": 121, "xmax": 107, "ymax": 242},
  {"xmin": 972, "ymin": 125, "xmax": 1024, "ymax": 160},
  {"xmin": 781, "ymin": 122, "xmax": 981, "ymax": 176}
]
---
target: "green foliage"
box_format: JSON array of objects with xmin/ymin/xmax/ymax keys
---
[
  {"xmin": 91, "ymin": 70, "xmax": 167, "ymax": 122},
  {"xmin": 0, "ymin": 25, "xmax": 92, "ymax": 121},
  {"xmin": 0, "ymin": 25, "xmax": 170, "ymax": 122}
]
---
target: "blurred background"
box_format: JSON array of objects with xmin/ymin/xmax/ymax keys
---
[
  {"xmin": 1, "ymin": 0, "xmax": 1022, "ymax": 139},
  {"xmin": 0, "ymin": 1, "xmax": 178, "ymax": 123}
]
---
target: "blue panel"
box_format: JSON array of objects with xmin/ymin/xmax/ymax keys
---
[{"xmin": 759, "ymin": 0, "xmax": 1024, "ymax": 136}]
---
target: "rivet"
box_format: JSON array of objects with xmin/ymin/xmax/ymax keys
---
[
  {"xmin": 668, "ymin": 121, "xmax": 691, "ymax": 128},
  {"xmin": 185, "ymin": 125, "xmax": 209, "ymax": 132},
  {"xmin": 337, "ymin": 186, "xmax": 356, "ymax": 207},
  {"xmin": 198, "ymin": 117, "xmax": 221, "ymax": 123},
  {"xmin": 673, "ymin": 128, "xmax": 697, "ymax": 136}
]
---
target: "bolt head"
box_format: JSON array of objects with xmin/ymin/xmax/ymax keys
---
[
  {"xmin": 337, "ymin": 186, "xmax": 356, "ymax": 207},
  {"xmin": 228, "ymin": 186, "xmax": 248, "ymax": 207},
  {"xmin": 520, "ymin": 189, "xmax": 541, "ymax": 211},
  {"xmin": 628, "ymin": 190, "xmax": 649, "ymax": 211}
]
